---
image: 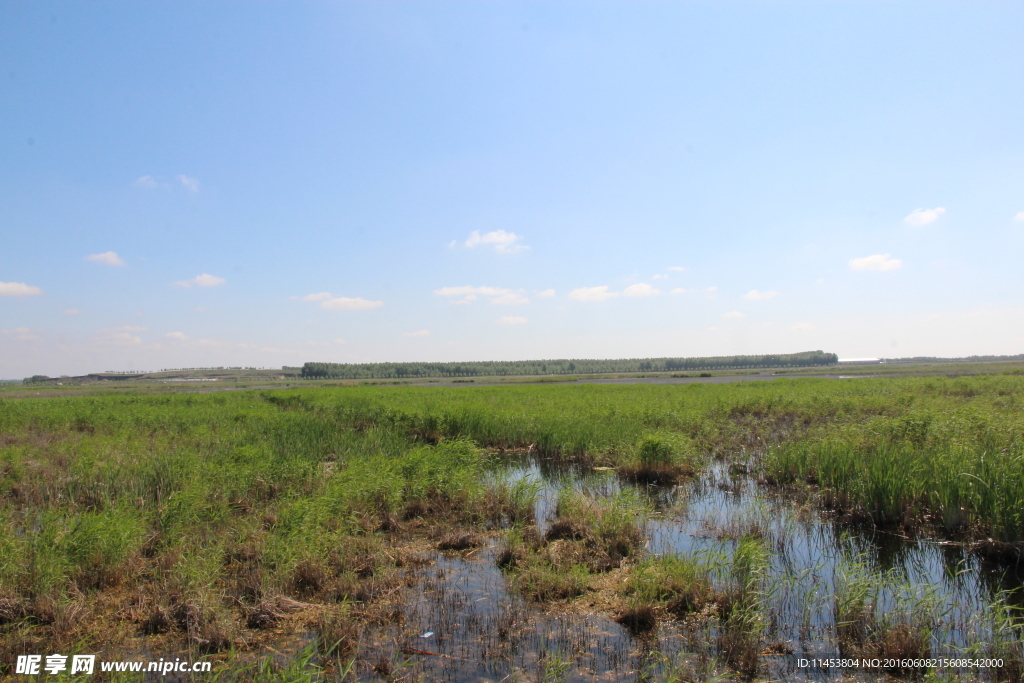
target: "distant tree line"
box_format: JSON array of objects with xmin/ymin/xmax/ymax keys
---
[{"xmin": 300, "ymin": 351, "xmax": 839, "ymax": 380}]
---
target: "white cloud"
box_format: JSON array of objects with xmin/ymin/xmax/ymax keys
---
[
  {"xmin": 133, "ymin": 175, "xmax": 167, "ymax": 189},
  {"xmin": 177, "ymin": 175, "xmax": 200, "ymax": 192},
  {"xmin": 2, "ymin": 327, "xmax": 41, "ymax": 341},
  {"xmin": 491, "ymin": 291, "xmax": 530, "ymax": 305},
  {"xmin": 333, "ymin": 338, "xmax": 346, "ymax": 344},
  {"xmin": 569, "ymin": 286, "xmax": 617, "ymax": 302},
  {"xmin": 497, "ymin": 316, "xmax": 528, "ymax": 325},
  {"xmin": 174, "ymin": 273, "xmax": 226, "ymax": 287},
  {"xmin": 63, "ymin": 308, "xmax": 81, "ymax": 315},
  {"xmin": 320, "ymin": 296, "xmax": 383, "ymax": 310},
  {"xmin": 652, "ymin": 274, "xmax": 667, "ymax": 280},
  {"xmin": 670, "ymin": 288, "xmax": 687, "ymax": 295},
  {"xmin": 667, "ymin": 266, "xmax": 686, "ymax": 272},
  {"xmin": 290, "ymin": 291, "xmax": 379, "ymax": 311},
  {"xmin": 705, "ymin": 286, "xmax": 718, "ymax": 293},
  {"xmin": 623, "ymin": 283, "xmax": 660, "ymax": 297},
  {"xmin": 86, "ymin": 251, "xmax": 125, "ymax": 267},
  {"xmin": 744, "ymin": 290, "xmax": 779, "ymax": 301},
  {"xmin": 464, "ymin": 230, "xmax": 528, "ymax": 254},
  {"xmin": 298, "ymin": 292, "xmax": 333, "ymax": 302},
  {"xmin": 722, "ymin": 311, "xmax": 745, "ymax": 319},
  {"xmin": 96, "ymin": 326, "xmax": 146, "ymax": 346},
  {"xmin": 0, "ymin": 281, "xmax": 43, "ymax": 296},
  {"xmin": 403, "ymin": 330, "xmax": 431, "ymax": 337},
  {"xmin": 165, "ymin": 332, "xmax": 188, "ymax": 341},
  {"xmin": 903, "ymin": 207, "xmax": 946, "ymax": 227},
  {"xmin": 791, "ymin": 322, "xmax": 816, "ymax": 330},
  {"xmin": 538, "ymin": 289, "xmax": 556, "ymax": 298},
  {"xmin": 1015, "ymin": 211, "xmax": 1024, "ymax": 222},
  {"xmin": 434, "ymin": 286, "xmax": 528, "ymax": 305},
  {"xmin": 849, "ymin": 254, "xmax": 902, "ymax": 271}
]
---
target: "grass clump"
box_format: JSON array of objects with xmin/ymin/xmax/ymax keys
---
[
  {"xmin": 499, "ymin": 491, "xmax": 648, "ymax": 602},
  {"xmin": 622, "ymin": 535, "xmax": 770, "ymax": 677},
  {"xmin": 833, "ymin": 556, "xmax": 938, "ymax": 671},
  {"xmin": 619, "ymin": 432, "xmax": 703, "ymax": 485}
]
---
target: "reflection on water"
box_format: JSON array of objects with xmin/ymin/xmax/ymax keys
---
[{"xmin": 337, "ymin": 456, "xmax": 1022, "ymax": 681}]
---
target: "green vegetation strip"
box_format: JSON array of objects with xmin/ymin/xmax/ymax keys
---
[{"xmin": 300, "ymin": 350, "xmax": 838, "ymax": 379}]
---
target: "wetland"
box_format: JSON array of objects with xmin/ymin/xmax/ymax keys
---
[{"xmin": 1, "ymin": 374, "xmax": 1022, "ymax": 681}]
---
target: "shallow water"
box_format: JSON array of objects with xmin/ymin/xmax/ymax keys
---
[{"xmin": 344, "ymin": 456, "xmax": 1023, "ymax": 681}]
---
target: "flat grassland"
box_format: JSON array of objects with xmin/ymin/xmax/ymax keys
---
[{"xmin": 1, "ymin": 373, "xmax": 1023, "ymax": 680}]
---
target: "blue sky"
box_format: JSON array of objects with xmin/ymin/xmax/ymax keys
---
[{"xmin": 2, "ymin": 1, "xmax": 1023, "ymax": 377}]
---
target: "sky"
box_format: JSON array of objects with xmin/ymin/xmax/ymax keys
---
[{"xmin": 2, "ymin": 1, "xmax": 1024, "ymax": 378}]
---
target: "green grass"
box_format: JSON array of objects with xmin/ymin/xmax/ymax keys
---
[
  {"xmin": 765, "ymin": 376, "xmax": 1024, "ymax": 540},
  {"xmin": 1, "ymin": 373, "xmax": 1024, "ymax": 676}
]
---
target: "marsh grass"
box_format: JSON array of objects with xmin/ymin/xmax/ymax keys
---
[
  {"xmin": 2, "ymin": 375, "xmax": 1024, "ymax": 678},
  {"xmin": 499, "ymin": 490, "xmax": 648, "ymax": 602},
  {"xmin": 619, "ymin": 535, "xmax": 772, "ymax": 677},
  {"xmin": 619, "ymin": 432, "xmax": 704, "ymax": 485},
  {"xmin": 832, "ymin": 555, "xmax": 943, "ymax": 672},
  {"xmin": 767, "ymin": 379, "xmax": 1024, "ymax": 541}
]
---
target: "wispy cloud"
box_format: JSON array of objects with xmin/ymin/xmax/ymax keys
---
[
  {"xmin": 497, "ymin": 316, "xmax": 527, "ymax": 325},
  {"xmin": 849, "ymin": 254, "xmax": 902, "ymax": 271},
  {"xmin": 651, "ymin": 274, "xmax": 667, "ymax": 280},
  {"xmin": 569, "ymin": 286, "xmax": 617, "ymax": 302},
  {"xmin": 174, "ymin": 274, "xmax": 226, "ymax": 287},
  {"xmin": 434, "ymin": 286, "xmax": 529, "ymax": 305},
  {"xmin": 63, "ymin": 308, "xmax": 81, "ymax": 315},
  {"xmin": 538, "ymin": 289, "xmax": 556, "ymax": 298},
  {"xmin": 296, "ymin": 292, "xmax": 332, "ymax": 302},
  {"xmin": 667, "ymin": 266, "xmax": 686, "ymax": 272},
  {"xmin": 1015, "ymin": 211, "xmax": 1024, "ymax": 222},
  {"xmin": 904, "ymin": 207, "xmax": 946, "ymax": 227},
  {"xmin": 165, "ymin": 331, "xmax": 188, "ymax": 341},
  {"xmin": 133, "ymin": 175, "xmax": 168, "ymax": 189},
  {"xmin": 403, "ymin": 329, "xmax": 431, "ymax": 337},
  {"xmin": 623, "ymin": 283, "xmax": 660, "ymax": 297},
  {"xmin": 320, "ymin": 296, "xmax": 384, "ymax": 310},
  {"xmin": 0, "ymin": 281, "xmax": 43, "ymax": 296},
  {"xmin": 743, "ymin": 290, "xmax": 779, "ymax": 301},
  {"xmin": 722, "ymin": 311, "xmax": 745, "ymax": 319},
  {"xmin": 95, "ymin": 326, "xmax": 146, "ymax": 346},
  {"xmin": 86, "ymin": 251, "xmax": 125, "ymax": 267},
  {"xmin": 292, "ymin": 290, "xmax": 383, "ymax": 309},
  {"xmin": 134, "ymin": 174, "xmax": 199, "ymax": 192},
  {"xmin": 2, "ymin": 327, "xmax": 42, "ymax": 341},
  {"xmin": 463, "ymin": 230, "xmax": 528, "ymax": 254},
  {"xmin": 670, "ymin": 288, "xmax": 687, "ymax": 295},
  {"xmin": 177, "ymin": 175, "xmax": 200, "ymax": 192},
  {"xmin": 791, "ymin": 322, "xmax": 816, "ymax": 330}
]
